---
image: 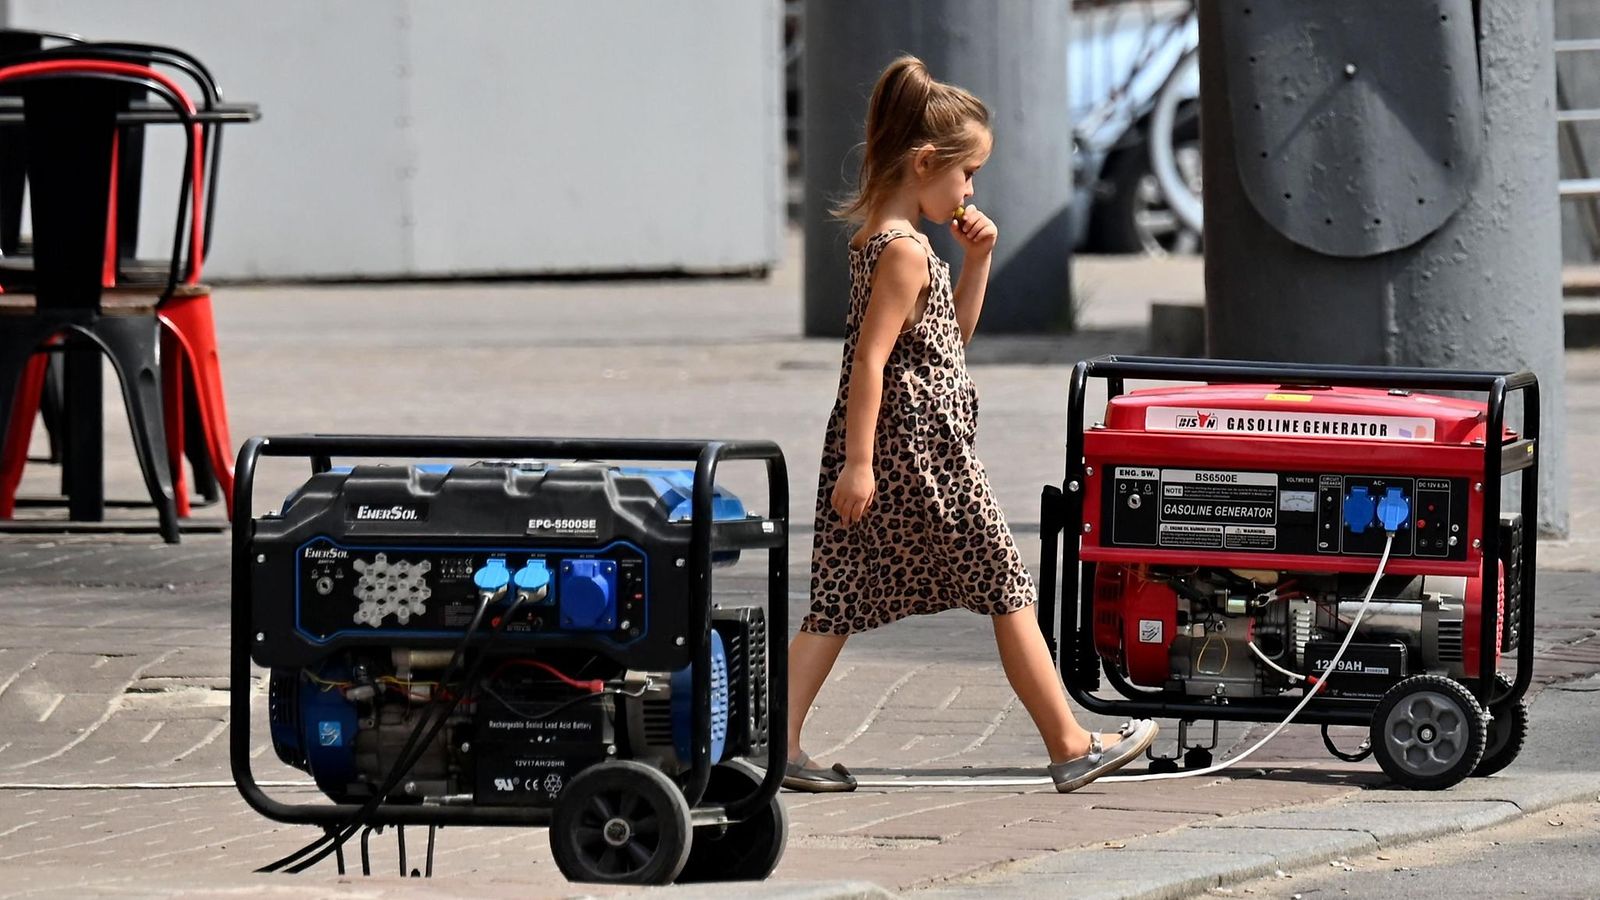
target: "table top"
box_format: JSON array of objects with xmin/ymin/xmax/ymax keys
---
[{"xmin": 0, "ymin": 99, "xmax": 259, "ymax": 124}]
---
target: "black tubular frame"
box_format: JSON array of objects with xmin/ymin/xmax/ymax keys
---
[
  {"xmin": 230, "ymin": 434, "xmax": 788, "ymax": 829},
  {"xmin": 1040, "ymin": 355, "xmax": 1539, "ymax": 725}
]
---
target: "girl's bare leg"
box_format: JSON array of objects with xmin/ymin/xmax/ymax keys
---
[
  {"xmin": 992, "ymin": 606, "xmax": 1118, "ymax": 764},
  {"xmin": 788, "ymin": 630, "xmax": 849, "ymax": 761}
]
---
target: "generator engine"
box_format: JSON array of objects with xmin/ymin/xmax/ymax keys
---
[
  {"xmin": 1093, "ymin": 564, "xmax": 1500, "ymax": 701},
  {"xmin": 268, "ymin": 611, "xmax": 767, "ymax": 807},
  {"xmin": 249, "ymin": 459, "xmax": 773, "ymax": 809}
]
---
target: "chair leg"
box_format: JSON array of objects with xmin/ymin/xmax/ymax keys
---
[
  {"xmin": 0, "ymin": 352, "xmax": 50, "ymax": 518},
  {"xmin": 41, "ymin": 353, "xmax": 65, "ymax": 464},
  {"xmin": 96, "ymin": 316, "xmax": 179, "ymax": 543},
  {"xmin": 160, "ymin": 327, "xmax": 190, "ymax": 518},
  {"xmin": 184, "ymin": 371, "xmax": 220, "ymax": 503},
  {"xmin": 159, "ymin": 295, "xmax": 234, "ymax": 517}
]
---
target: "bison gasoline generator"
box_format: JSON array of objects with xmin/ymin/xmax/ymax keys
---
[
  {"xmin": 229, "ymin": 435, "xmax": 788, "ymax": 885},
  {"xmin": 1040, "ymin": 356, "xmax": 1538, "ymax": 790}
]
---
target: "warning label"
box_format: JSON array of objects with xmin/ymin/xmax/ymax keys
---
[
  {"xmin": 1159, "ymin": 522, "xmax": 1223, "ymax": 549},
  {"xmin": 1225, "ymin": 526, "xmax": 1277, "ymax": 550}
]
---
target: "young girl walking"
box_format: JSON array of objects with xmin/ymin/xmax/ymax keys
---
[{"xmin": 785, "ymin": 56, "xmax": 1157, "ymax": 794}]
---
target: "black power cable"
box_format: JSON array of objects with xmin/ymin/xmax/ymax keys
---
[
  {"xmin": 259, "ymin": 590, "xmax": 533, "ymax": 874},
  {"xmin": 291, "ymin": 592, "xmax": 539, "ymax": 874}
]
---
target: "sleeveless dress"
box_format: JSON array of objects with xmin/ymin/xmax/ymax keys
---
[{"xmin": 801, "ymin": 230, "xmax": 1036, "ymax": 636}]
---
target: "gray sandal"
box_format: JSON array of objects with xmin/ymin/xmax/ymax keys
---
[
  {"xmin": 1048, "ymin": 719, "xmax": 1159, "ymax": 793},
  {"xmin": 782, "ymin": 751, "xmax": 857, "ymax": 793}
]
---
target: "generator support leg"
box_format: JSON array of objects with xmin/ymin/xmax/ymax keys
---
[
  {"xmin": 425, "ymin": 825, "xmax": 437, "ymax": 878},
  {"xmin": 327, "ymin": 827, "xmax": 346, "ymax": 876},
  {"xmin": 397, "ymin": 825, "xmax": 408, "ymax": 877},
  {"xmin": 360, "ymin": 825, "xmax": 380, "ymax": 876}
]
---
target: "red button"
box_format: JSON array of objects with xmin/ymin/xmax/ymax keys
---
[{"xmin": 1417, "ymin": 519, "xmax": 1427, "ymax": 529}]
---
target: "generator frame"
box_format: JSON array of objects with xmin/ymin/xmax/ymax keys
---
[
  {"xmin": 1039, "ymin": 355, "xmax": 1539, "ymax": 727},
  {"xmin": 228, "ymin": 434, "xmax": 788, "ymax": 835}
]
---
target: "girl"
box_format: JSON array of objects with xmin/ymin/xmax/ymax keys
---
[{"xmin": 784, "ymin": 56, "xmax": 1157, "ymax": 794}]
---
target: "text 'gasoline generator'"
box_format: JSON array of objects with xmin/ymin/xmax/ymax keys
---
[
  {"xmin": 1041, "ymin": 357, "xmax": 1538, "ymax": 790},
  {"xmin": 230, "ymin": 435, "xmax": 789, "ymax": 885}
]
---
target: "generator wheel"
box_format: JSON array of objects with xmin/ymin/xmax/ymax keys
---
[
  {"xmin": 550, "ymin": 761, "xmax": 693, "ymax": 885},
  {"xmin": 1370, "ymin": 675, "xmax": 1487, "ymax": 791},
  {"xmin": 1182, "ymin": 747, "xmax": 1213, "ymax": 770},
  {"xmin": 676, "ymin": 759, "xmax": 788, "ymax": 883},
  {"xmin": 1472, "ymin": 674, "xmax": 1528, "ymax": 778}
]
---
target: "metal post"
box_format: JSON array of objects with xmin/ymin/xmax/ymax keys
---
[
  {"xmin": 801, "ymin": 1, "xmax": 1074, "ymax": 337},
  {"xmin": 1200, "ymin": 0, "xmax": 1568, "ymax": 535}
]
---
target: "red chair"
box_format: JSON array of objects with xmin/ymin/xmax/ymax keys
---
[
  {"xmin": 9, "ymin": 43, "xmax": 235, "ymax": 514},
  {"xmin": 0, "ymin": 58, "xmax": 216, "ymax": 536}
]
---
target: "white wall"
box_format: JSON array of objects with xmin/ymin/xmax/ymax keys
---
[{"xmin": 6, "ymin": 0, "xmax": 785, "ymax": 279}]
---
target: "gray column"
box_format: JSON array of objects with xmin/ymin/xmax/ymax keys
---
[
  {"xmin": 1200, "ymin": 0, "xmax": 1568, "ymax": 535},
  {"xmin": 802, "ymin": 1, "xmax": 1073, "ymax": 337}
]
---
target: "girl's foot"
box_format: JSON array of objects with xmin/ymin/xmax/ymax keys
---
[
  {"xmin": 783, "ymin": 750, "xmax": 857, "ymax": 793},
  {"xmin": 1048, "ymin": 720, "xmax": 1159, "ymax": 794}
]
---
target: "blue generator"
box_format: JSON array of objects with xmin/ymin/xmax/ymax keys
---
[{"xmin": 230, "ymin": 435, "xmax": 788, "ymax": 885}]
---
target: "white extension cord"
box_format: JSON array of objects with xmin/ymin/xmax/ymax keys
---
[{"xmin": 855, "ymin": 532, "xmax": 1397, "ymax": 789}]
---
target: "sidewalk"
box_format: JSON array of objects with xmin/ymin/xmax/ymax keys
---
[{"xmin": 0, "ymin": 241, "xmax": 1594, "ymax": 897}]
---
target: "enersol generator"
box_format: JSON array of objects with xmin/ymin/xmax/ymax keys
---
[{"xmin": 230, "ymin": 435, "xmax": 788, "ymax": 885}]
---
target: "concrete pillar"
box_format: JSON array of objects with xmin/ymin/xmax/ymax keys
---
[
  {"xmin": 801, "ymin": 1, "xmax": 1073, "ymax": 337},
  {"xmin": 1200, "ymin": 0, "xmax": 1568, "ymax": 535}
]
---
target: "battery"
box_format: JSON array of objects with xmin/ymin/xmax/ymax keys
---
[
  {"xmin": 471, "ymin": 685, "xmax": 614, "ymax": 806},
  {"xmin": 1303, "ymin": 641, "xmax": 1407, "ymax": 699}
]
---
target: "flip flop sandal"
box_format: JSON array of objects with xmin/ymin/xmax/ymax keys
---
[
  {"xmin": 1048, "ymin": 719, "xmax": 1160, "ymax": 794},
  {"xmin": 782, "ymin": 751, "xmax": 857, "ymax": 793}
]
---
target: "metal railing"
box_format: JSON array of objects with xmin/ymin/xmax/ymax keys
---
[{"xmin": 1557, "ymin": 39, "xmax": 1600, "ymax": 199}]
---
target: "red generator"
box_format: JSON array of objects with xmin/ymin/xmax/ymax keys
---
[{"xmin": 1039, "ymin": 356, "xmax": 1539, "ymax": 790}]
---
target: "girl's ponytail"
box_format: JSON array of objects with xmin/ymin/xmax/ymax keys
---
[{"xmin": 834, "ymin": 55, "xmax": 989, "ymax": 223}]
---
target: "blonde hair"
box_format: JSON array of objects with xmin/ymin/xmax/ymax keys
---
[{"xmin": 833, "ymin": 55, "xmax": 991, "ymax": 223}]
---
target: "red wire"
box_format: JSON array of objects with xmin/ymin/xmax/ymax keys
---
[{"xmin": 494, "ymin": 659, "xmax": 604, "ymax": 693}]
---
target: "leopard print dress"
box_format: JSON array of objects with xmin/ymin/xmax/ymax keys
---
[{"xmin": 801, "ymin": 230, "xmax": 1036, "ymax": 636}]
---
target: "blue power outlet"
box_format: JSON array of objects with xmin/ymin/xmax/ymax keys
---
[
  {"xmin": 1376, "ymin": 487, "xmax": 1411, "ymax": 532},
  {"xmin": 1343, "ymin": 485, "xmax": 1376, "ymax": 534}
]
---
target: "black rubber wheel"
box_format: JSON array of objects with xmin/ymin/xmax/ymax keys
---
[
  {"xmin": 676, "ymin": 759, "xmax": 788, "ymax": 883},
  {"xmin": 550, "ymin": 761, "xmax": 693, "ymax": 885},
  {"xmin": 1472, "ymin": 674, "xmax": 1528, "ymax": 778},
  {"xmin": 1148, "ymin": 757, "xmax": 1181, "ymax": 775},
  {"xmin": 1370, "ymin": 675, "xmax": 1487, "ymax": 790},
  {"xmin": 1182, "ymin": 747, "xmax": 1213, "ymax": 770}
]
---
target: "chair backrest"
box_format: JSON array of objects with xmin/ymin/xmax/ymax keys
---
[
  {"xmin": 0, "ymin": 61, "xmax": 202, "ymax": 311},
  {"xmin": 4, "ymin": 43, "xmax": 224, "ymax": 269},
  {"xmin": 0, "ymin": 30, "xmax": 83, "ymax": 256}
]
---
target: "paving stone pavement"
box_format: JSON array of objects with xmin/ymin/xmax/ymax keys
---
[{"xmin": 0, "ymin": 248, "xmax": 1596, "ymax": 897}]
